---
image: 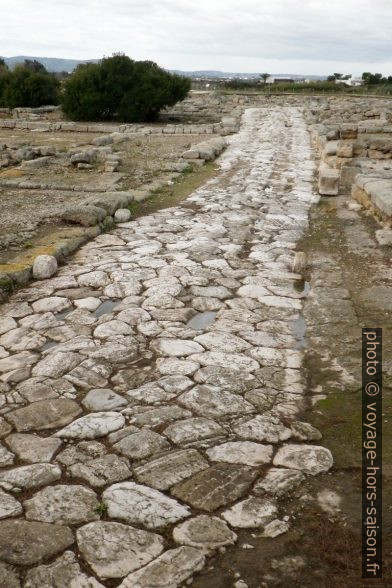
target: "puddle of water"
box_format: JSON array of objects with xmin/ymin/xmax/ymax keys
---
[
  {"xmin": 187, "ymin": 311, "xmax": 217, "ymax": 330},
  {"xmin": 94, "ymin": 300, "xmax": 117, "ymax": 317},
  {"xmin": 41, "ymin": 340, "xmax": 58, "ymax": 352},
  {"xmin": 292, "ymin": 314, "xmax": 307, "ymax": 349},
  {"xmin": 293, "ymin": 279, "xmax": 310, "ymax": 295},
  {"xmin": 55, "ymin": 308, "xmax": 73, "ymax": 320}
]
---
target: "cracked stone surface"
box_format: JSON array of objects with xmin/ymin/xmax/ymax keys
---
[
  {"xmin": 173, "ymin": 515, "xmax": 237, "ymax": 552},
  {"xmin": 103, "ymin": 482, "xmax": 191, "ymax": 529},
  {"xmin": 0, "ymin": 106, "xmax": 333, "ymax": 586},
  {"xmin": 77, "ymin": 522, "xmax": 165, "ymax": 579}
]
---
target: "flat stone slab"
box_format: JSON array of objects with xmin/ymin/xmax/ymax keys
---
[
  {"xmin": 234, "ymin": 415, "xmax": 292, "ymax": 443},
  {"xmin": 55, "ymin": 412, "xmax": 125, "ymax": 439},
  {"xmin": 253, "ymin": 467, "xmax": 305, "ymax": 497},
  {"xmin": 178, "ymin": 385, "xmax": 254, "ymax": 419},
  {"xmin": 134, "ymin": 449, "xmax": 209, "ymax": 490},
  {"xmin": 193, "ymin": 366, "xmax": 256, "ymax": 393},
  {"xmin": 152, "ymin": 339, "xmax": 204, "ymax": 357},
  {"xmin": 103, "ymin": 482, "xmax": 191, "ymax": 529},
  {"xmin": 194, "ymin": 331, "xmax": 251, "ymax": 353},
  {"xmin": 118, "ymin": 546, "xmax": 205, "ymax": 588},
  {"xmin": 0, "ymin": 562, "xmax": 20, "ymax": 588},
  {"xmin": 171, "ymin": 464, "xmax": 259, "ymax": 512},
  {"xmin": 77, "ymin": 521, "xmax": 164, "ymax": 579},
  {"xmin": 0, "ymin": 443, "xmax": 14, "ymax": 467},
  {"xmin": 188, "ymin": 351, "xmax": 259, "ymax": 372},
  {"xmin": 157, "ymin": 358, "xmax": 200, "ymax": 376},
  {"xmin": 206, "ymin": 441, "xmax": 273, "ymax": 466},
  {"xmin": 69, "ymin": 454, "xmax": 132, "ymax": 487},
  {"xmin": 0, "ymin": 489, "xmax": 23, "ymax": 519},
  {"xmin": 114, "ymin": 430, "xmax": 170, "ymax": 459},
  {"xmin": 5, "ymin": 434, "xmax": 62, "ymax": 463},
  {"xmin": 32, "ymin": 352, "xmax": 82, "ymax": 378},
  {"xmin": 173, "ymin": 515, "xmax": 237, "ymax": 553},
  {"xmin": 5, "ymin": 398, "xmax": 82, "ymax": 432},
  {"xmin": 163, "ymin": 417, "xmax": 226, "ymax": 447},
  {"xmin": 23, "ymin": 551, "xmax": 102, "ymax": 588},
  {"xmin": 0, "ymin": 520, "xmax": 74, "ymax": 565},
  {"xmin": 128, "ymin": 406, "xmax": 192, "ymax": 428},
  {"xmin": 82, "ymin": 388, "xmax": 128, "ymax": 411},
  {"xmin": 24, "ymin": 484, "xmax": 100, "ymax": 524},
  {"xmin": 222, "ymin": 497, "xmax": 278, "ymax": 528},
  {"xmin": 273, "ymin": 444, "xmax": 333, "ymax": 475},
  {"xmin": 0, "ymin": 464, "xmax": 61, "ymax": 492}
]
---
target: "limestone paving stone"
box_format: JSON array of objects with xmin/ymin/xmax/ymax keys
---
[
  {"xmin": 273, "ymin": 444, "xmax": 333, "ymax": 475},
  {"xmin": 82, "ymin": 388, "xmax": 128, "ymax": 411},
  {"xmin": 0, "ymin": 488, "xmax": 23, "ymax": 519},
  {"xmin": 103, "ymin": 481, "xmax": 191, "ymax": 529},
  {"xmin": 178, "ymin": 385, "xmax": 254, "ymax": 419},
  {"xmin": 0, "ymin": 562, "xmax": 21, "ymax": 588},
  {"xmin": 5, "ymin": 398, "xmax": 82, "ymax": 432},
  {"xmin": 194, "ymin": 331, "xmax": 251, "ymax": 352},
  {"xmin": 32, "ymin": 297, "xmax": 71, "ymax": 314},
  {"xmin": 128, "ymin": 405, "xmax": 192, "ymax": 428},
  {"xmin": 163, "ymin": 417, "xmax": 227, "ymax": 447},
  {"xmin": 0, "ymin": 352, "xmax": 38, "ymax": 373},
  {"xmin": 234, "ymin": 415, "xmax": 292, "ymax": 443},
  {"xmin": 55, "ymin": 412, "xmax": 125, "ymax": 439},
  {"xmin": 152, "ymin": 338, "xmax": 204, "ymax": 357},
  {"xmin": 32, "ymin": 352, "xmax": 82, "ymax": 378},
  {"xmin": 0, "ymin": 520, "xmax": 74, "ymax": 565},
  {"xmin": 56, "ymin": 441, "xmax": 107, "ymax": 467},
  {"xmin": 118, "ymin": 546, "xmax": 205, "ymax": 588},
  {"xmin": 171, "ymin": 464, "xmax": 259, "ymax": 512},
  {"xmin": 173, "ymin": 515, "xmax": 237, "ymax": 553},
  {"xmin": 188, "ymin": 351, "xmax": 259, "ymax": 372},
  {"xmin": 206, "ymin": 441, "xmax": 274, "ymax": 466},
  {"xmin": 253, "ymin": 468, "xmax": 305, "ymax": 497},
  {"xmin": 24, "ymin": 551, "xmax": 100, "ymax": 588},
  {"xmin": 68, "ymin": 454, "xmax": 132, "ymax": 487},
  {"xmin": 0, "ymin": 443, "xmax": 15, "ymax": 466},
  {"xmin": 0, "ymin": 328, "xmax": 46, "ymax": 352},
  {"xmin": 0, "ymin": 464, "xmax": 61, "ymax": 492},
  {"xmin": 24, "ymin": 484, "xmax": 100, "ymax": 524},
  {"xmin": 65, "ymin": 359, "xmax": 112, "ymax": 389},
  {"xmin": 222, "ymin": 497, "xmax": 278, "ymax": 529},
  {"xmin": 134, "ymin": 449, "xmax": 209, "ymax": 490},
  {"xmin": 5, "ymin": 434, "xmax": 62, "ymax": 463},
  {"xmin": 0, "ymin": 317, "xmax": 17, "ymax": 336},
  {"xmin": 114, "ymin": 430, "xmax": 170, "ymax": 459},
  {"xmin": 193, "ymin": 366, "xmax": 256, "ymax": 392},
  {"xmin": 77, "ymin": 521, "xmax": 165, "ymax": 579}
]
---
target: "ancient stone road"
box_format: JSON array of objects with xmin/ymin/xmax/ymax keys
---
[{"xmin": 0, "ymin": 107, "xmax": 333, "ymax": 587}]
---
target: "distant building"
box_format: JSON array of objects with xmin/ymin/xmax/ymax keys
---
[
  {"xmin": 266, "ymin": 76, "xmax": 295, "ymax": 84},
  {"xmin": 335, "ymin": 76, "xmax": 363, "ymax": 87}
]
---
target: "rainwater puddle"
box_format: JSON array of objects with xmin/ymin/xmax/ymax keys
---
[
  {"xmin": 41, "ymin": 340, "xmax": 58, "ymax": 352},
  {"xmin": 94, "ymin": 300, "xmax": 117, "ymax": 317},
  {"xmin": 55, "ymin": 308, "xmax": 73, "ymax": 321},
  {"xmin": 187, "ymin": 311, "xmax": 217, "ymax": 330}
]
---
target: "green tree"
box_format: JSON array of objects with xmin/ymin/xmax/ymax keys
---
[
  {"xmin": 1, "ymin": 62, "xmax": 59, "ymax": 108},
  {"xmin": 362, "ymin": 72, "xmax": 385, "ymax": 85},
  {"xmin": 23, "ymin": 59, "xmax": 47, "ymax": 73},
  {"xmin": 260, "ymin": 72, "xmax": 270, "ymax": 84},
  {"xmin": 61, "ymin": 54, "xmax": 191, "ymax": 122}
]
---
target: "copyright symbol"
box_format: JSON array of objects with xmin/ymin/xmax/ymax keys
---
[{"xmin": 365, "ymin": 382, "xmax": 380, "ymax": 396}]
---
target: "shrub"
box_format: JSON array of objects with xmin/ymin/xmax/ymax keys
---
[
  {"xmin": 61, "ymin": 54, "xmax": 191, "ymax": 122},
  {"xmin": 0, "ymin": 61, "xmax": 59, "ymax": 108}
]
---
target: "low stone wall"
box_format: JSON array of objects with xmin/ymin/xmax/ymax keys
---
[{"xmin": 352, "ymin": 175, "xmax": 392, "ymax": 223}]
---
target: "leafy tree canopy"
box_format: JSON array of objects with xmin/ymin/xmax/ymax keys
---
[
  {"xmin": 0, "ymin": 60, "xmax": 59, "ymax": 108},
  {"xmin": 61, "ymin": 53, "xmax": 191, "ymax": 122}
]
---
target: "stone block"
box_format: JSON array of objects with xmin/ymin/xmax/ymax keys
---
[{"xmin": 318, "ymin": 168, "xmax": 340, "ymax": 196}]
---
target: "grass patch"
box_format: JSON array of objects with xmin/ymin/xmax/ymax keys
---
[{"xmin": 128, "ymin": 162, "xmax": 219, "ymax": 218}]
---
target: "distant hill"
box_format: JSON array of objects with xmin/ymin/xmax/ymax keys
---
[
  {"xmin": 1, "ymin": 56, "xmax": 326, "ymax": 80},
  {"xmin": 2, "ymin": 56, "xmax": 99, "ymax": 73}
]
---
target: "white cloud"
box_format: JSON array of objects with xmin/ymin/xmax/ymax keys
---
[{"xmin": 1, "ymin": 0, "xmax": 392, "ymax": 75}]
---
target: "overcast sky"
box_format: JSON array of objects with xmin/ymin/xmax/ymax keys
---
[{"xmin": 1, "ymin": 0, "xmax": 392, "ymax": 75}]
